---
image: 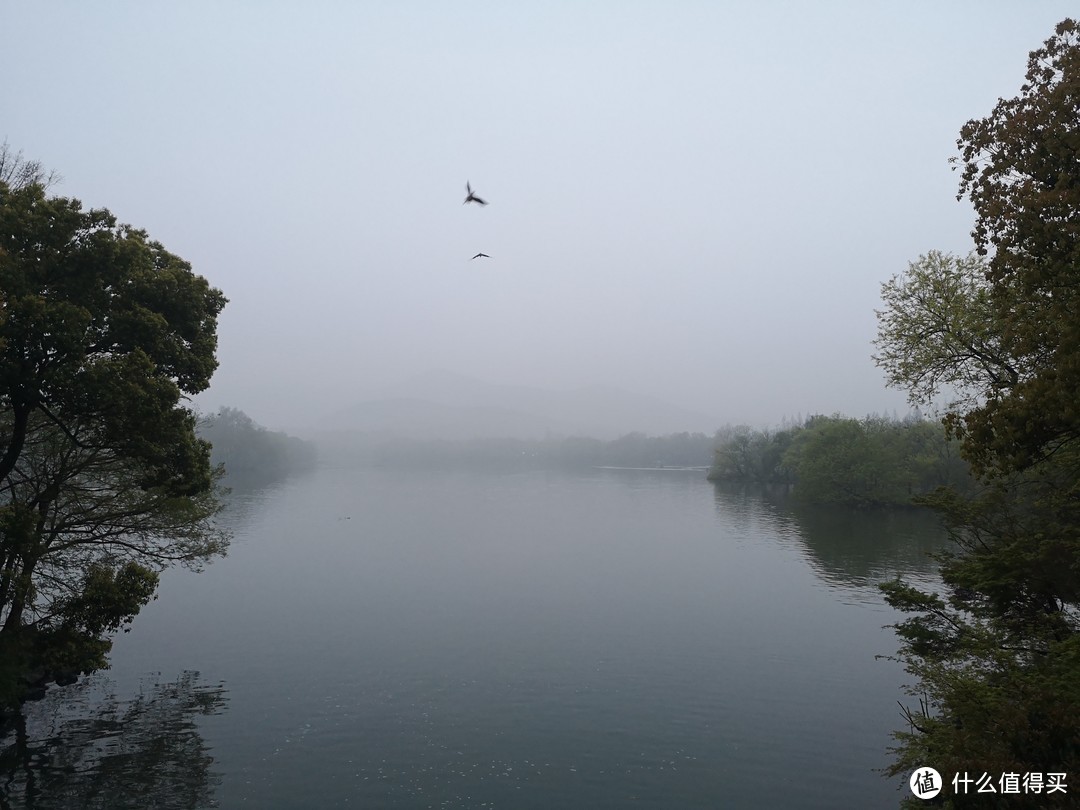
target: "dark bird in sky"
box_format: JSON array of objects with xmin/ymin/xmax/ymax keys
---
[
  {"xmin": 463, "ymin": 181, "xmax": 487, "ymax": 206},
  {"xmin": 471, "ymin": 252, "xmax": 490, "ymax": 260}
]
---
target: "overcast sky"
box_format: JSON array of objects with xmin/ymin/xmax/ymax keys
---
[{"xmin": 3, "ymin": 3, "xmax": 1073, "ymax": 430}]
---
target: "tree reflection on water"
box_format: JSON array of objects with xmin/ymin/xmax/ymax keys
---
[
  {"xmin": 0, "ymin": 672, "xmax": 227, "ymax": 810},
  {"xmin": 711, "ymin": 481, "xmax": 947, "ymax": 595}
]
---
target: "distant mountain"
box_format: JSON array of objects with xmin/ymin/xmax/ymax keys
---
[
  {"xmin": 322, "ymin": 397, "xmax": 575, "ymax": 441},
  {"xmin": 322, "ymin": 370, "xmax": 719, "ymax": 440}
]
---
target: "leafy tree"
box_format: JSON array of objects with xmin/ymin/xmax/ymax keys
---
[
  {"xmin": 709, "ymin": 424, "xmax": 797, "ymax": 484},
  {"xmin": 710, "ymin": 416, "xmax": 970, "ymax": 505},
  {"xmin": 784, "ymin": 416, "xmax": 894, "ymax": 505},
  {"xmin": 952, "ymin": 19, "xmax": 1080, "ymax": 478},
  {"xmin": 875, "ymin": 19, "xmax": 1080, "ymax": 805},
  {"xmin": 873, "ymin": 251, "xmax": 1019, "ymax": 412},
  {"xmin": 0, "ymin": 177, "xmax": 228, "ymax": 709}
]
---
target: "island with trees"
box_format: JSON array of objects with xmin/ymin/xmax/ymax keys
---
[
  {"xmin": 708, "ymin": 414, "xmax": 974, "ymax": 507},
  {"xmin": 197, "ymin": 406, "xmax": 316, "ymax": 483}
]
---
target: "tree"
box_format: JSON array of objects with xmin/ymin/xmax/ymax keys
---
[
  {"xmin": 873, "ymin": 251, "xmax": 1021, "ymax": 412},
  {"xmin": 0, "ymin": 177, "xmax": 228, "ymax": 709},
  {"xmin": 952, "ymin": 18, "xmax": 1080, "ymax": 478},
  {"xmin": 781, "ymin": 415, "xmax": 924, "ymax": 506},
  {"xmin": 875, "ymin": 20, "xmax": 1080, "ymax": 805},
  {"xmin": 708, "ymin": 417, "xmax": 969, "ymax": 502},
  {"xmin": 710, "ymin": 425, "xmax": 797, "ymax": 484},
  {"xmin": 0, "ymin": 141, "xmax": 60, "ymax": 191}
]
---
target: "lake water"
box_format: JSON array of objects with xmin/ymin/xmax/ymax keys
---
[{"xmin": 3, "ymin": 464, "xmax": 946, "ymax": 808}]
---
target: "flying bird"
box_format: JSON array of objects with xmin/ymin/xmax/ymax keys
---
[
  {"xmin": 463, "ymin": 181, "xmax": 487, "ymax": 206},
  {"xmin": 471, "ymin": 253, "xmax": 490, "ymax": 260}
]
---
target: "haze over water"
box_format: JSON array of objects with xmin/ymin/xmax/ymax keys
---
[
  {"xmin": 2, "ymin": 5, "xmax": 1074, "ymax": 808},
  {"xmin": 4, "ymin": 4, "xmax": 1075, "ymax": 430},
  {"xmin": 10, "ymin": 465, "xmax": 945, "ymax": 808}
]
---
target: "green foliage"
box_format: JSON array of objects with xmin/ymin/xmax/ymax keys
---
[
  {"xmin": 874, "ymin": 251, "xmax": 1017, "ymax": 412},
  {"xmin": 0, "ymin": 174, "xmax": 228, "ymax": 710},
  {"xmin": 875, "ymin": 20, "xmax": 1080, "ymax": 802},
  {"xmin": 58, "ymin": 563, "xmax": 159, "ymax": 638},
  {"xmin": 883, "ymin": 573, "xmax": 1080, "ymax": 809},
  {"xmin": 0, "ymin": 180, "xmax": 226, "ymax": 490},
  {"xmin": 708, "ymin": 425, "xmax": 796, "ymax": 484},
  {"xmin": 708, "ymin": 415, "xmax": 972, "ymax": 507},
  {"xmin": 953, "ymin": 18, "xmax": 1080, "ymax": 479}
]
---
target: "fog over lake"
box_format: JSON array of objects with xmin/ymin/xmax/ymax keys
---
[
  {"xmin": 7, "ymin": 464, "xmax": 945, "ymax": 808},
  {"xmin": 4, "ymin": 4, "xmax": 1072, "ymax": 807}
]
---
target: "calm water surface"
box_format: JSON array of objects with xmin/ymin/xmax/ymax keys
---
[{"xmin": 6, "ymin": 465, "xmax": 945, "ymax": 808}]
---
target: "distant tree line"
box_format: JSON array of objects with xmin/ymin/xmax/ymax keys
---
[
  {"xmin": 708, "ymin": 414, "xmax": 974, "ymax": 507},
  {"xmin": 197, "ymin": 408, "xmax": 316, "ymax": 479}
]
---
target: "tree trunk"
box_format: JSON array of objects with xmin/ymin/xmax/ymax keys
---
[{"xmin": 0, "ymin": 401, "xmax": 31, "ymax": 484}]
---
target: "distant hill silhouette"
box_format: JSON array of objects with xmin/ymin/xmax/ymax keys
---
[{"xmin": 323, "ymin": 370, "xmax": 718, "ymax": 440}]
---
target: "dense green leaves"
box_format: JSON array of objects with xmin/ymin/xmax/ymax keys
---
[
  {"xmin": 709, "ymin": 425, "xmax": 796, "ymax": 484},
  {"xmin": 0, "ymin": 182, "xmax": 226, "ymax": 488},
  {"xmin": 954, "ymin": 18, "xmax": 1080, "ymax": 478},
  {"xmin": 58, "ymin": 563, "xmax": 159, "ymax": 638},
  {"xmin": 883, "ymin": 573, "xmax": 1080, "ymax": 809},
  {"xmin": 0, "ymin": 176, "xmax": 228, "ymax": 710},
  {"xmin": 875, "ymin": 20, "xmax": 1080, "ymax": 805},
  {"xmin": 708, "ymin": 415, "xmax": 972, "ymax": 507},
  {"xmin": 874, "ymin": 251, "xmax": 1019, "ymax": 411}
]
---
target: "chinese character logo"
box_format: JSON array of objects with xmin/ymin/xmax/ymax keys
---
[{"xmin": 910, "ymin": 767, "xmax": 943, "ymax": 799}]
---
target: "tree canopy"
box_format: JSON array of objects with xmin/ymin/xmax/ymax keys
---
[
  {"xmin": 875, "ymin": 20, "xmax": 1080, "ymax": 805},
  {"xmin": 708, "ymin": 415, "xmax": 972, "ymax": 507},
  {"xmin": 0, "ymin": 182, "xmax": 225, "ymax": 491},
  {"xmin": 954, "ymin": 18, "xmax": 1080, "ymax": 478},
  {"xmin": 873, "ymin": 251, "xmax": 1019, "ymax": 412},
  {"xmin": 0, "ymin": 175, "xmax": 228, "ymax": 710}
]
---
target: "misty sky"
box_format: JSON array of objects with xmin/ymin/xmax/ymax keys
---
[{"xmin": 3, "ymin": 3, "xmax": 1073, "ymax": 431}]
